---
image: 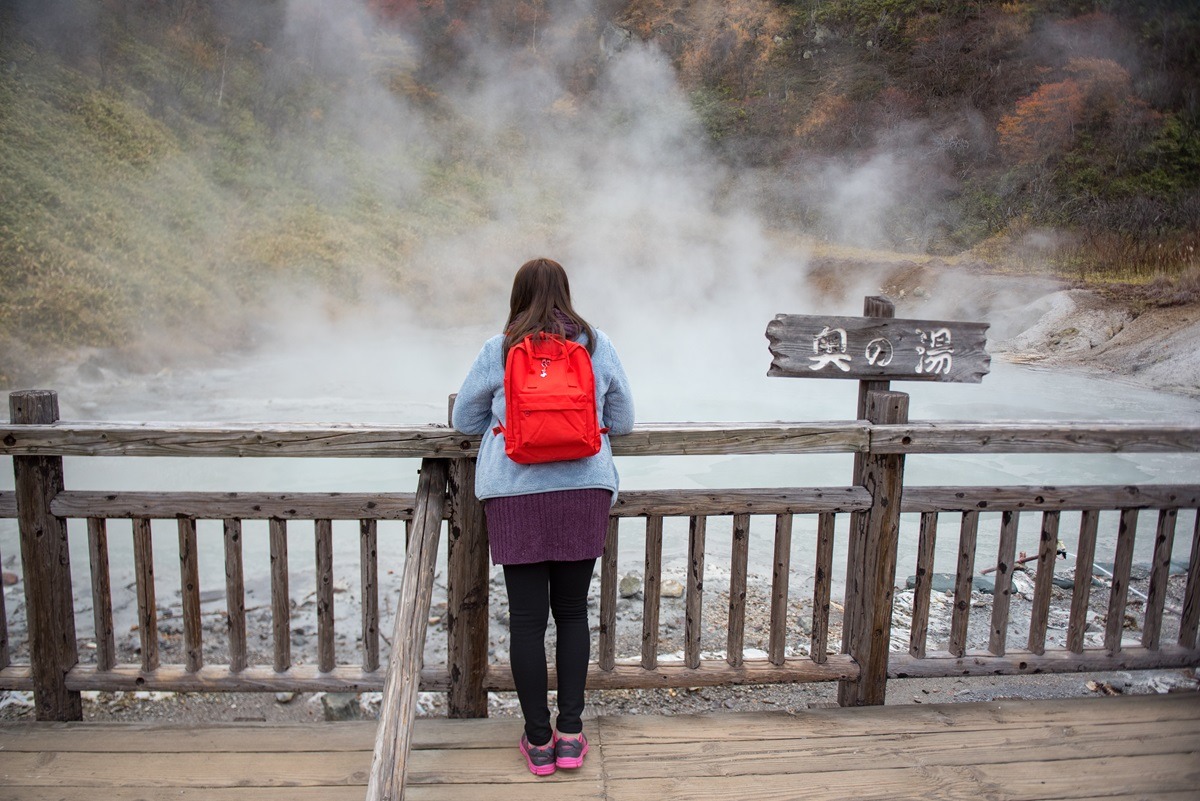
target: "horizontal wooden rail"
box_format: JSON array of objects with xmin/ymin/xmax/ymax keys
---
[
  {"xmin": 872, "ymin": 422, "xmax": 1200, "ymax": 453},
  {"xmin": 477, "ymin": 656, "xmax": 859, "ymax": 690},
  {"xmin": 0, "ymin": 423, "xmax": 473, "ymax": 458},
  {"xmin": 60, "ymin": 664, "xmax": 391, "ymax": 692},
  {"xmin": 5, "ymin": 420, "xmax": 1199, "ymax": 458},
  {"xmin": 889, "ymin": 646, "xmax": 1200, "ymax": 678},
  {"xmin": 613, "ymin": 487, "xmax": 871, "ymax": 516},
  {"xmin": 0, "ymin": 421, "xmax": 869, "ymax": 458},
  {"xmin": 49, "ymin": 492, "xmax": 420, "ymax": 519},
  {"xmin": 0, "ymin": 655, "xmax": 864, "ymax": 695},
  {"xmin": 37, "ymin": 488, "xmax": 872, "ymax": 522},
  {"xmin": 0, "ymin": 491, "xmax": 14, "ymax": 517},
  {"xmin": 902, "ymin": 485, "xmax": 1200, "ymax": 512},
  {"xmin": 0, "ymin": 666, "xmax": 32, "ymax": 690}
]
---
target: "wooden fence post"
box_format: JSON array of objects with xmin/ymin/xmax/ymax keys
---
[
  {"xmin": 841, "ymin": 296, "xmax": 894, "ymax": 660},
  {"xmin": 839, "ymin": 389, "xmax": 909, "ymax": 707},
  {"xmin": 10, "ymin": 389, "xmax": 82, "ymax": 720},
  {"xmin": 445, "ymin": 395, "xmax": 490, "ymax": 718},
  {"xmin": 446, "ymin": 457, "xmax": 490, "ymax": 718}
]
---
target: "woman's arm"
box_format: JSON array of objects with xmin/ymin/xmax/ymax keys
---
[
  {"xmin": 600, "ymin": 340, "xmax": 635, "ymax": 436},
  {"xmin": 452, "ymin": 341, "xmax": 500, "ymax": 435}
]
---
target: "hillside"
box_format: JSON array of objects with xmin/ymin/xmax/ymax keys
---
[{"xmin": 1, "ymin": 0, "xmax": 1198, "ymax": 387}]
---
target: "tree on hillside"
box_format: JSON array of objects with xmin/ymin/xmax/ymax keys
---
[
  {"xmin": 997, "ymin": 77, "xmax": 1088, "ymax": 164},
  {"xmin": 997, "ymin": 57, "xmax": 1156, "ymax": 166}
]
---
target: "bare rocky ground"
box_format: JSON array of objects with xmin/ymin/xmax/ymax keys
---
[
  {"xmin": 2, "ymin": 561, "xmax": 1197, "ymax": 725},
  {"xmin": 988, "ymin": 288, "xmax": 1200, "ymax": 397}
]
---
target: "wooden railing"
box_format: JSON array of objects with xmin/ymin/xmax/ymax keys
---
[{"xmin": 3, "ymin": 390, "xmax": 1200, "ymax": 800}]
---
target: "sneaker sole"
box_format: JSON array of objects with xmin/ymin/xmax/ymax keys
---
[
  {"xmin": 520, "ymin": 741, "xmax": 557, "ymax": 776},
  {"xmin": 556, "ymin": 741, "xmax": 589, "ymax": 769}
]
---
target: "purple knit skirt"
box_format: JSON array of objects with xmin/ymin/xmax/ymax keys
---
[{"xmin": 485, "ymin": 489, "xmax": 612, "ymax": 565}]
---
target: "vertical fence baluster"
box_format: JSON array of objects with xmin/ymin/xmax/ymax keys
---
[
  {"xmin": 1027, "ymin": 511, "xmax": 1060, "ymax": 655},
  {"xmin": 0, "ymin": 538, "xmax": 8, "ymax": 670},
  {"xmin": 1067, "ymin": 510, "xmax": 1100, "ymax": 653},
  {"xmin": 685, "ymin": 515, "xmax": 707, "ymax": 670},
  {"xmin": 641, "ymin": 516, "xmax": 663, "ymax": 670},
  {"xmin": 361, "ymin": 519, "xmax": 379, "ymax": 672},
  {"xmin": 224, "ymin": 519, "xmax": 247, "ymax": 673},
  {"xmin": 769, "ymin": 514, "xmax": 792, "ymax": 666},
  {"xmin": 811, "ymin": 512, "xmax": 835, "ymax": 664},
  {"xmin": 727, "ymin": 513, "xmax": 750, "ymax": 668},
  {"xmin": 132, "ymin": 518, "xmax": 159, "ymax": 672},
  {"xmin": 270, "ymin": 518, "xmax": 290, "ymax": 672},
  {"xmin": 1142, "ymin": 509, "xmax": 1178, "ymax": 650},
  {"xmin": 948, "ymin": 511, "xmax": 979, "ymax": 657},
  {"xmin": 599, "ymin": 518, "xmax": 618, "ymax": 671},
  {"xmin": 988, "ymin": 511, "xmax": 1020, "ymax": 656},
  {"xmin": 87, "ymin": 518, "xmax": 116, "ymax": 671},
  {"xmin": 316, "ymin": 519, "xmax": 335, "ymax": 673},
  {"xmin": 1105, "ymin": 509, "xmax": 1139, "ymax": 654},
  {"xmin": 178, "ymin": 518, "xmax": 202, "ymax": 672},
  {"xmin": 1180, "ymin": 511, "xmax": 1200, "ymax": 649},
  {"xmin": 909, "ymin": 512, "xmax": 938, "ymax": 658}
]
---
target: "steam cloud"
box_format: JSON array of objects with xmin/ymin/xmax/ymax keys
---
[{"xmin": 15, "ymin": 0, "xmax": 1049, "ymax": 422}]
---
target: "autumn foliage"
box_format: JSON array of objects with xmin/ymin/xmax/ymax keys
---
[
  {"xmin": 997, "ymin": 77, "xmax": 1088, "ymax": 164},
  {"xmin": 997, "ymin": 57, "xmax": 1154, "ymax": 165}
]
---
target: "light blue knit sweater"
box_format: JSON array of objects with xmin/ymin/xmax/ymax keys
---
[{"xmin": 452, "ymin": 329, "xmax": 635, "ymax": 501}]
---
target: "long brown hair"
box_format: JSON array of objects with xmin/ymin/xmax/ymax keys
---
[{"xmin": 503, "ymin": 258, "xmax": 596, "ymax": 361}]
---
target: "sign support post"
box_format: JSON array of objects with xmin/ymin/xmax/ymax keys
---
[{"xmin": 765, "ymin": 297, "xmax": 990, "ymax": 705}]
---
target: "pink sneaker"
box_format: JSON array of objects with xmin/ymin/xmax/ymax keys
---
[
  {"xmin": 555, "ymin": 732, "xmax": 588, "ymax": 769},
  {"xmin": 519, "ymin": 733, "xmax": 557, "ymax": 776}
]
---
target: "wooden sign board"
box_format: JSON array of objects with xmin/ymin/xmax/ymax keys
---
[{"xmin": 766, "ymin": 314, "xmax": 990, "ymax": 383}]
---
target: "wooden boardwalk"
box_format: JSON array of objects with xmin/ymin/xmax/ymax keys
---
[{"xmin": 1, "ymin": 693, "xmax": 1198, "ymax": 800}]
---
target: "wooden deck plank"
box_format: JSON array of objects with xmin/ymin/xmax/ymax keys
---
[
  {"xmin": 969, "ymin": 754, "xmax": 1200, "ymax": 800},
  {"xmin": 604, "ymin": 753, "xmax": 1200, "ymax": 801},
  {"xmin": 606, "ymin": 766, "xmax": 975, "ymax": 801},
  {"xmin": 0, "ymin": 694, "xmax": 1195, "ymax": 801},
  {"xmin": 0, "ymin": 792, "xmax": 369, "ymax": 801},
  {"xmin": 599, "ymin": 720, "xmax": 1200, "ymax": 779},
  {"xmin": 0, "ymin": 717, "xmax": 523, "ymax": 752},
  {"xmin": 6, "ymin": 694, "xmax": 1197, "ymax": 754},
  {"xmin": 0, "ymin": 785, "xmax": 604, "ymax": 801},
  {"xmin": 594, "ymin": 693, "xmax": 1200, "ymax": 742},
  {"xmin": 0, "ymin": 747, "xmax": 598, "ymax": 787}
]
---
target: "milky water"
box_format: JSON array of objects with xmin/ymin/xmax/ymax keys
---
[{"xmin": 2, "ymin": 317, "xmax": 1199, "ymax": 647}]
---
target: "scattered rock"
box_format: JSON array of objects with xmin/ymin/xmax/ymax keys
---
[
  {"xmin": 905, "ymin": 573, "xmax": 996, "ymax": 594},
  {"xmin": 1085, "ymin": 680, "xmax": 1121, "ymax": 696},
  {"xmin": 1049, "ymin": 575, "xmax": 1103, "ymax": 590},
  {"xmin": 0, "ymin": 691, "xmax": 35, "ymax": 711},
  {"xmin": 661, "ymin": 579, "xmax": 684, "ymax": 598},
  {"xmin": 321, "ymin": 692, "xmax": 361, "ymax": 721},
  {"xmin": 1010, "ymin": 571, "xmax": 1036, "ymax": 597},
  {"xmin": 274, "ymin": 692, "xmax": 296, "ymax": 704},
  {"xmin": 2, "ymin": 571, "xmax": 18, "ymax": 586},
  {"xmin": 1146, "ymin": 672, "xmax": 1200, "ymax": 694},
  {"xmin": 619, "ymin": 572, "xmax": 642, "ymax": 599}
]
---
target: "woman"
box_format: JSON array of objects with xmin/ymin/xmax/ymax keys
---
[{"xmin": 452, "ymin": 258, "xmax": 634, "ymax": 776}]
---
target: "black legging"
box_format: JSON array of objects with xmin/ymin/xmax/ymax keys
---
[{"xmin": 502, "ymin": 558, "xmax": 596, "ymax": 746}]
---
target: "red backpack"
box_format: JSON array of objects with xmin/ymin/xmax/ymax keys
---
[{"xmin": 494, "ymin": 334, "xmax": 607, "ymax": 464}]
